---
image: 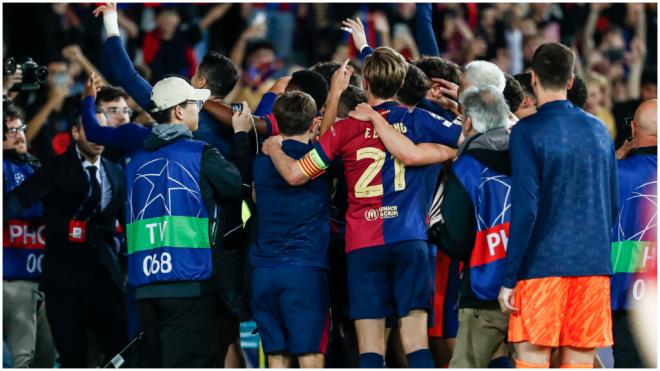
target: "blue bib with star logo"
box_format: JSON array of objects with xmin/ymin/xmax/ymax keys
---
[{"xmin": 124, "ymin": 139, "xmax": 213, "ymax": 287}]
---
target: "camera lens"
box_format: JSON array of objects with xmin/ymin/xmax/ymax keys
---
[{"xmin": 35, "ymin": 66, "xmax": 49, "ymax": 84}]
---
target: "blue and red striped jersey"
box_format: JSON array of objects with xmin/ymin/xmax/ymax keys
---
[{"xmin": 298, "ymin": 101, "xmax": 461, "ymax": 252}]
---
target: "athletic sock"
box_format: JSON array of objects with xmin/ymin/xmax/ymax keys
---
[
  {"xmin": 489, "ymin": 356, "xmax": 514, "ymax": 368},
  {"xmin": 560, "ymin": 363, "xmax": 593, "ymax": 368},
  {"xmin": 514, "ymin": 358, "xmax": 550, "ymax": 368},
  {"xmin": 359, "ymin": 352, "xmax": 385, "ymax": 368},
  {"xmin": 406, "ymin": 349, "xmax": 434, "ymax": 368}
]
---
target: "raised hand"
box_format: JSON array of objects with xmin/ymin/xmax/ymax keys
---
[
  {"xmin": 3, "ymin": 65, "xmax": 22, "ymax": 94},
  {"xmin": 232, "ymin": 102, "xmax": 254, "ymax": 133},
  {"xmin": 85, "ymin": 73, "xmax": 103, "ymax": 100},
  {"xmin": 92, "ymin": 2, "xmax": 117, "ymax": 18},
  {"xmin": 341, "ymin": 17, "xmax": 368, "ymax": 51},
  {"xmin": 330, "ymin": 59, "xmax": 354, "ymax": 94},
  {"xmin": 93, "ymin": 3, "xmax": 120, "ymax": 37}
]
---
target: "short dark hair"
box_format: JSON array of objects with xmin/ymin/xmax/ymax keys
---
[
  {"xmin": 245, "ymin": 39, "xmax": 274, "ymax": 60},
  {"xmin": 198, "ymin": 51, "xmax": 238, "ymax": 98},
  {"xmin": 273, "ymin": 91, "xmax": 317, "ymax": 136},
  {"xmin": 531, "ymin": 42, "xmax": 575, "ymax": 91},
  {"xmin": 414, "ymin": 56, "xmax": 461, "ymax": 85},
  {"xmin": 503, "ymin": 74, "xmax": 524, "ymax": 113},
  {"xmin": 567, "ymin": 74, "xmax": 587, "ymax": 109},
  {"xmin": 397, "ymin": 64, "xmax": 432, "ymax": 107},
  {"xmin": 4, "ymin": 105, "xmax": 23, "ymax": 122},
  {"xmin": 337, "ymin": 85, "xmax": 367, "ymax": 118},
  {"xmin": 513, "ymin": 73, "xmax": 535, "ymax": 99},
  {"xmin": 96, "ymin": 86, "xmax": 129, "ymax": 105},
  {"xmin": 288, "ymin": 70, "xmax": 329, "ymax": 109},
  {"xmin": 310, "ymin": 61, "xmax": 361, "ymax": 87}
]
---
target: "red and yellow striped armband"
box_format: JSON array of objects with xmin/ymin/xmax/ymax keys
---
[{"xmin": 298, "ymin": 148, "xmax": 328, "ymax": 179}]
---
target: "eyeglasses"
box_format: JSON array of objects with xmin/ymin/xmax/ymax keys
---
[
  {"xmin": 624, "ymin": 117, "xmax": 634, "ymax": 127},
  {"xmin": 186, "ymin": 100, "xmax": 203, "ymax": 110},
  {"xmin": 101, "ymin": 107, "xmax": 134, "ymax": 117},
  {"xmin": 5, "ymin": 125, "xmax": 27, "ymax": 135}
]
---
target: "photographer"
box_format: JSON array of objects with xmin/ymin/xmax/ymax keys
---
[
  {"xmin": 17, "ymin": 59, "xmax": 82, "ymax": 161},
  {"xmin": 4, "ymin": 110, "xmax": 128, "ymax": 367},
  {"xmin": 3, "ymin": 106, "xmax": 57, "ymax": 367}
]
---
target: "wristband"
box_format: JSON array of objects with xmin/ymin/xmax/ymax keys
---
[{"xmin": 103, "ymin": 11, "xmax": 120, "ymax": 37}]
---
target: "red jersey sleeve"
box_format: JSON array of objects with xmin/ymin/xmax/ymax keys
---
[{"xmin": 298, "ymin": 123, "xmax": 347, "ymax": 179}]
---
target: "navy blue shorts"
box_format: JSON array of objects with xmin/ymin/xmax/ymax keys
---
[
  {"xmin": 251, "ymin": 266, "xmax": 329, "ymax": 355},
  {"xmin": 347, "ymin": 240, "xmax": 432, "ymax": 320}
]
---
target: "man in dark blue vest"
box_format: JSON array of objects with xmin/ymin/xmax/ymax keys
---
[
  {"xmin": 2, "ymin": 106, "xmax": 57, "ymax": 367},
  {"xmin": 429, "ymin": 86, "xmax": 513, "ymax": 368},
  {"xmin": 610, "ymin": 99, "xmax": 657, "ymax": 368},
  {"xmin": 123, "ymin": 76, "xmax": 242, "ymax": 367}
]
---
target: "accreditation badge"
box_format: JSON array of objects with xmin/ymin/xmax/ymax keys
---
[{"xmin": 68, "ymin": 219, "xmax": 87, "ymax": 243}]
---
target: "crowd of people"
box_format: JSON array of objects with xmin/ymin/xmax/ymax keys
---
[{"xmin": 2, "ymin": 2, "xmax": 657, "ymax": 369}]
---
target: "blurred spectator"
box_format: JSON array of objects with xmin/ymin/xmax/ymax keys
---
[
  {"xmin": 585, "ymin": 71, "xmax": 617, "ymax": 140},
  {"xmin": 140, "ymin": 7, "xmax": 201, "ymax": 82}
]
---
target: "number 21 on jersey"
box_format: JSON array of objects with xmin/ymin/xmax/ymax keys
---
[{"xmin": 355, "ymin": 147, "xmax": 406, "ymax": 198}]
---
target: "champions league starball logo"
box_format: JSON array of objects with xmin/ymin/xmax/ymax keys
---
[{"xmin": 128, "ymin": 157, "xmax": 203, "ymax": 221}]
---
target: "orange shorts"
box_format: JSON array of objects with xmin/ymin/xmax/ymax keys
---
[{"xmin": 508, "ymin": 276, "xmax": 613, "ymax": 348}]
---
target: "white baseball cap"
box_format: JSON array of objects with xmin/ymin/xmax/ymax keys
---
[{"xmin": 150, "ymin": 77, "xmax": 211, "ymax": 112}]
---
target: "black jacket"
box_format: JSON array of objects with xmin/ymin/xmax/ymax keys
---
[
  {"xmin": 129, "ymin": 125, "xmax": 243, "ymax": 299},
  {"xmin": 429, "ymin": 128, "xmax": 510, "ymax": 309},
  {"xmin": 4, "ymin": 146, "xmax": 125, "ymax": 294}
]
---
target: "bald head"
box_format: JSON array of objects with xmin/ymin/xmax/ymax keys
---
[{"xmin": 633, "ymin": 99, "xmax": 657, "ymax": 137}]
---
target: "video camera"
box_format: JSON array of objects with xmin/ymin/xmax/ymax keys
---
[{"xmin": 4, "ymin": 57, "xmax": 48, "ymax": 92}]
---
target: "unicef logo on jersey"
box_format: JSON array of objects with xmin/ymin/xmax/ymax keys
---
[
  {"xmin": 365, "ymin": 208, "xmax": 379, "ymax": 221},
  {"xmin": 14, "ymin": 172, "xmax": 25, "ymax": 185},
  {"xmin": 364, "ymin": 206, "xmax": 399, "ymax": 221}
]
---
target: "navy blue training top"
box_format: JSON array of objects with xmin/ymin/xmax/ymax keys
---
[
  {"xmin": 251, "ymin": 139, "xmax": 331, "ymax": 269},
  {"xmin": 503, "ymin": 100, "xmax": 619, "ymax": 288}
]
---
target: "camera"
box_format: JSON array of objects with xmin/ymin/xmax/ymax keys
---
[
  {"xmin": 4, "ymin": 57, "xmax": 49, "ymax": 92},
  {"xmin": 231, "ymin": 103, "xmax": 243, "ymax": 113}
]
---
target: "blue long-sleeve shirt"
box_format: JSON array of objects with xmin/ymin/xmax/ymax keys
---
[
  {"xmin": 81, "ymin": 96, "xmax": 149, "ymax": 154},
  {"xmin": 415, "ymin": 3, "xmax": 440, "ymax": 57},
  {"xmin": 503, "ymin": 100, "xmax": 619, "ymax": 288},
  {"xmin": 103, "ymin": 36, "xmax": 234, "ymax": 157}
]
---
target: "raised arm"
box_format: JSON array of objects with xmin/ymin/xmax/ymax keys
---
[
  {"xmin": 626, "ymin": 4, "xmax": 647, "ymax": 100},
  {"xmin": 320, "ymin": 60, "xmax": 353, "ymax": 135},
  {"xmin": 349, "ymin": 103, "xmax": 456, "ymax": 166},
  {"xmin": 342, "ymin": 17, "xmax": 374, "ymax": 58},
  {"xmin": 415, "ymin": 3, "xmax": 440, "ymax": 57},
  {"xmin": 62, "ymin": 44, "xmax": 109, "ymax": 85},
  {"xmin": 94, "ymin": 2, "xmax": 153, "ymax": 111},
  {"xmin": 81, "ymin": 76, "xmax": 147, "ymax": 152}
]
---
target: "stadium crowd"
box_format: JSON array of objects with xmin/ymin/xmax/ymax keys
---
[{"xmin": 2, "ymin": 2, "xmax": 657, "ymax": 369}]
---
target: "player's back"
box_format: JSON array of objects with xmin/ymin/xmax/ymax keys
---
[
  {"xmin": 325, "ymin": 102, "xmax": 460, "ymax": 252},
  {"xmin": 252, "ymin": 140, "xmax": 331, "ymax": 269}
]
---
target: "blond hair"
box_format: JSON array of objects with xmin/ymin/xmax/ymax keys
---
[{"xmin": 363, "ymin": 47, "xmax": 407, "ymax": 99}]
